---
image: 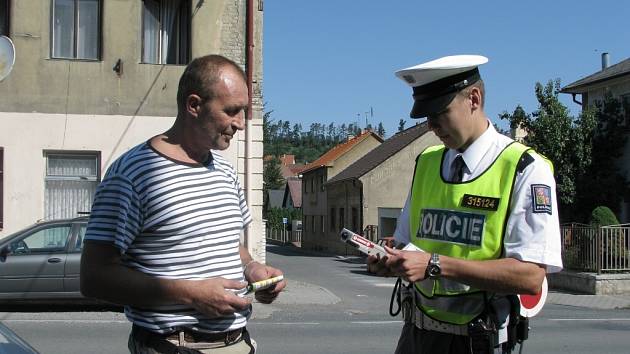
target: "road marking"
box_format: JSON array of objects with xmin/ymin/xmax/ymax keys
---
[
  {"xmin": 350, "ymin": 321, "xmax": 402, "ymax": 324},
  {"xmin": 548, "ymin": 318, "xmax": 630, "ymax": 321},
  {"xmin": 1, "ymin": 319, "xmax": 128, "ymax": 324}
]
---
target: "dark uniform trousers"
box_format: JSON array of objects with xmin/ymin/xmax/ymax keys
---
[{"xmin": 395, "ymin": 322, "xmax": 504, "ymax": 354}]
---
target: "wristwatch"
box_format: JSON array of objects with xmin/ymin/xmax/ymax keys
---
[{"xmin": 426, "ymin": 253, "xmax": 441, "ymax": 280}]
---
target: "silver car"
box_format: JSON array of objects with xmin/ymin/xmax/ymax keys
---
[{"xmin": 0, "ymin": 217, "xmax": 88, "ymax": 301}]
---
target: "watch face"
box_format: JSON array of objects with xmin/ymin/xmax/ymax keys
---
[{"xmin": 428, "ymin": 264, "xmax": 441, "ymax": 278}]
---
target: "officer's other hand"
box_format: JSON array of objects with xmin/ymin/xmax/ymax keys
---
[
  {"xmin": 246, "ymin": 262, "xmax": 286, "ymax": 304},
  {"xmin": 185, "ymin": 278, "xmax": 252, "ymax": 318},
  {"xmin": 384, "ymin": 247, "xmax": 430, "ymax": 282}
]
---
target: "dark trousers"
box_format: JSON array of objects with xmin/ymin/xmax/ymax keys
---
[{"xmin": 394, "ymin": 322, "xmax": 504, "ymax": 354}]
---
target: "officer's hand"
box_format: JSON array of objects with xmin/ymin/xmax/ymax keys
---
[
  {"xmin": 184, "ymin": 278, "xmax": 252, "ymax": 318},
  {"xmin": 384, "ymin": 247, "xmax": 431, "ymax": 282},
  {"xmin": 245, "ymin": 262, "xmax": 286, "ymax": 304},
  {"xmin": 367, "ymin": 254, "xmax": 395, "ymax": 277}
]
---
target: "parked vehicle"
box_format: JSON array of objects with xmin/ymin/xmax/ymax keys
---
[{"xmin": 0, "ymin": 217, "xmax": 88, "ymax": 301}]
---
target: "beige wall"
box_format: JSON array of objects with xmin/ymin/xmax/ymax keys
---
[
  {"xmin": 301, "ymin": 136, "xmax": 382, "ymax": 250},
  {"xmin": 329, "ymin": 135, "xmax": 381, "ymax": 178},
  {"xmin": 0, "ymin": 1, "xmax": 265, "ymax": 260},
  {"xmin": 360, "ymin": 132, "xmax": 439, "ymax": 234}
]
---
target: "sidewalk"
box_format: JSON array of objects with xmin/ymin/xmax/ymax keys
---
[
  {"xmin": 546, "ymin": 291, "xmax": 630, "ymax": 310},
  {"xmin": 263, "ymin": 244, "xmax": 630, "ymax": 312}
]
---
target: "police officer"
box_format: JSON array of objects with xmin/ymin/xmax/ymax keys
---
[{"xmin": 367, "ymin": 55, "xmax": 563, "ymax": 354}]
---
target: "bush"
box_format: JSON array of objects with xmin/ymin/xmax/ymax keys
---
[
  {"xmin": 265, "ymin": 207, "xmax": 301, "ymax": 229},
  {"xmin": 589, "ymin": 206, "xmax": 619, "ymax": 227}
]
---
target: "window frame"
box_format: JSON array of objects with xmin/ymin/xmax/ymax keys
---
[
  {"xmin": 0, "ymin": 0, "xmax": 9, "ymax": 37},
  {"xmin": 0, "ymin": 147, "xmax": 3, "ymax": 229},
  {"xmin": 50, "ymin": 0, "xmax": 102, "ymax": 60},
  {"xmin": 44, "ymin": 151, "xmax": 101, "ymax": 220},
  {"xmin": 141, "ymin": 0, "xmax": 191, "ymax": 65}
]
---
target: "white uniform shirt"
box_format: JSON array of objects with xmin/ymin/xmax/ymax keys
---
[{"xmin": 394, "ymin": 122, "xmax": 563, "ymax": 273}]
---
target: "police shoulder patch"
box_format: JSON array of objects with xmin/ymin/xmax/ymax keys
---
[{"xmin": 531, "ymin": 184, "xmax": 552, "ymax": 214}]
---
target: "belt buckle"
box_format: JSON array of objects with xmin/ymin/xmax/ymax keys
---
[{"xmin": 224, "ymin": 329, "xmax": 241, "ymax": 345}]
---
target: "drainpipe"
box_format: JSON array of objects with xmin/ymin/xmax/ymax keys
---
[{"xmin": 244, "ymin": 0, "xmax": 254, "ymax": 252}]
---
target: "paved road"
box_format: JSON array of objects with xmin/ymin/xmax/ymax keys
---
[{"xmin": 1, "ymin": 244, "xmax": 629, "ymax": 354}]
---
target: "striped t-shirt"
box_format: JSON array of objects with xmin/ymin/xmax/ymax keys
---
[{"xmin": 84, "ymin": 142, "xmax": 252, "ymax": 333}]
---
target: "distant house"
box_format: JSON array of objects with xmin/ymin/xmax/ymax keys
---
[
  {"xmin": 264, "ymin": 189, "xmax": 285, "ymax": 211},
  {"xmin": 299, "ymin": 130, "xmax": 384, "ymax": 251},
  {"xmin": 310, "ymin": 123, "xmax": 439, "ymax": 254},
  {"xmin": 283, "ymin": 177, "xmax": 302, "ymax": 209},
  {"xmin": 560, "ymin": 53, "xmax": 630, "ymax": 221}
]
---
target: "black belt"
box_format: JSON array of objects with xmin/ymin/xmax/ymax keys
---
[{"xmin": 132, "ymin": 324, "xmax": 244, "ymax": 351}]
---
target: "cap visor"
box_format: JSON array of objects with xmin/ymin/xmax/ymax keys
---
[{"xmin": 410, "ymin": 92, "xmax": 457, "ymax": 118}]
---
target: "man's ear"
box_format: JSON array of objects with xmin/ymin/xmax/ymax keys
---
[
  {"xmin": 186, "ymin": 94, "xmax": 203, "ymax": 117},
  {"xmin": 469, "ymin": 87, "xmax": 482, "ymax": 111}
]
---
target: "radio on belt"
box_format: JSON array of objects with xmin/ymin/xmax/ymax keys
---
[{"xmin": 339, "ymin": 228, "xmax": 387, "ymax": 257}]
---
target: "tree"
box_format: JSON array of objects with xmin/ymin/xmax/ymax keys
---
[
  {"xmin": 263, "ymin": 156, "xmax": 284, "ymax": 215},
  {"xmin": 377, "ymin": 122, "xmax": 386, "ymax": 138},
  {"xmin": 398, "ymin": 118, "xmax": 406, "ymax": 132},
  {"xmin": 500, "ymin": 79, "xmax": 597, "ymax": 222},
  {"xmin": 576, "ymin": 93, "xmax": 629, "ymax": 220}
]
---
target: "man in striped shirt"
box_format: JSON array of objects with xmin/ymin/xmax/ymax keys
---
[{"xmin": 81, "ymin": 55, "xmax": 286, "ymax": 354}]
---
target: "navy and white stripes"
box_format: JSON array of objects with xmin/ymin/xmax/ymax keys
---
[{"xmin": 85, "ymin": 142, "xmax": 251, "ymax": 333}]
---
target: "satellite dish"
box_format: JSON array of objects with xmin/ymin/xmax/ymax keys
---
[{"xmin": 0, "ymin": 35, "xmax": 16, "ymax": 82}]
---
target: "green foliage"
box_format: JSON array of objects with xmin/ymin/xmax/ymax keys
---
[
  {"xmin": 589, "ymin": 206, "xmax": 619, "ymax": 227},
  {"xmin": 265, "ymin": 207, "xmax": 302, "ymax": 229},
  {"xmin": 263, "ymin": 108, "xmax": 387, "ymax": 164},
  {"xmin": 500, "ymin": 80, "xmax": 598, "ymax": 222},
  {"xmin": 398, "ymin": 119, "xmax": 406, "ymax": 132},
  {"xmin": 576, "ymin": 93, "xmax": 630, "ymax": 220},
  {"xmin": 263, "ymin": 156, "xmax": 284, "ymax": 190}
]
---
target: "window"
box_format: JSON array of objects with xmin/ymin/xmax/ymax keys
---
[
  {"xmin": 319, "ymin": 174, "xmax": 325, "ymax": 191},
  {"xmin": 352, "ymin": 207, "xmax": 358, "ymax": 232},
  {"xmin": 0, "ymin": 0, "xmax": 9, "ymax": 36},
  {"xmin": 330, "ymin": 207, "xmax": 336, "ymax": 231},
  {"xmin": 339, "ymin": 208, "xmax": 345, "ymax": 229},
  {"xmin": 320, "ymin": 215, "xmax": 324, "ymax": 233},
  {"xmin": 51, "ymin": 0, "xmax": 101, "ymax": 59},
  {"xmin": 622, "ymin": 94, "xmax": 630, "ymax": 127},
  {"xmin": 142, "ymin": 0, "xmax": 190, "ymax": 64},
  {"xmin": 44, "ymin": 153, "xmax": 99, "ymax": 220},
  {"xmin": 0, "ymin": 147, "xmax": 3, "ymax": 229},
  {"xmin": 9, "ymin": 224, "xmax": 71, "ymax": 255}
]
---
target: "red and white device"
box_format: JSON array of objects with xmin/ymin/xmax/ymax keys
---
[
  {"xmin": 518, "ymin": 276, "xmax": 548, "ymax": 317},
  {"xmin": 340, "ymin": 228, "xmax": 387, "ymax": 258}
]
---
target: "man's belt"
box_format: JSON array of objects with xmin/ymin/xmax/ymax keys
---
[
  {"xmin": 132, "ymin": 324, "xmax": 244, "ymax": 350},
  {"xmin": 402, "ymin": 301, "xmax": 469, "ymax": 336},
  {"xmin": 414, "ymin": 310, "xmax": 469, "ymax": 336}
]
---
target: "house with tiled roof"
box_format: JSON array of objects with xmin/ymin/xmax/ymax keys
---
[
  {"xmin": 311, "ymin": 123, "xmax": 439, "ymax": 254},
  {"xmin": 561, "ymin": 53, "xmax": 630, "ymax": 221},
  {"xmin": 299, "ymin": 130, "xmax": 384, "ymax": 251}
]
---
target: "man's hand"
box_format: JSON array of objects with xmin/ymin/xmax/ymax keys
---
[
  {"xmin": 384, "ymin": 247, "xmax": 431, "ymax": 282},
  {"xmin": 244, "ymin": 262, "xmax": 286, "ymax": 304},
  {"xmin": 366, "ymin": 254, "xmax": 395, "ymax": 277},
  {"xmin": 181, "ymin": 278, "xmax": 252, "ymax": 317}
]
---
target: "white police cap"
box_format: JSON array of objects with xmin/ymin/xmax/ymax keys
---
[{"xmin": 395, "ymin": 55, "xmax": 488, "ymax": 118}]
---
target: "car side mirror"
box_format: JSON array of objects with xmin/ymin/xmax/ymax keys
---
[{"xmin": 0, "ymin": 246, "xmax": 8, "ymax": 262}]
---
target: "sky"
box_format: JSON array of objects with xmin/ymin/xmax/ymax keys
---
[{"xmin": 263, "ymin": 1, "xmax": 630, "ymax": 138}]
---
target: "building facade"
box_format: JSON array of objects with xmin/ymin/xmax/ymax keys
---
[
  {"xmin": 300, "ymin": 131, "xmax": 383, "ymax": 251},
  {"xmin": 0, "ymin": 0, "xmax": 266, "ymax": 260},
  {"xmin": 561, "ymin": 54, "xmax": 630, "ymax": 222},
  {"xmin": 325, "ymin": 124, "xmax": 439, "ymax": 255}
]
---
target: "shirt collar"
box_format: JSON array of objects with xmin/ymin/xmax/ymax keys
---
[{"xmin": 446, "ymin": 120, "xmax": 496, "ymax": 173}]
